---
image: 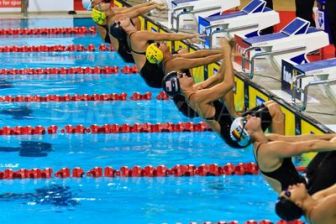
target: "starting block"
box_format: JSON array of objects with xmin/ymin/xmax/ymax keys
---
[
  {"xmin": 281, "ymin": 58, "xmax": 336, "ymax": 111},
  {"xmin": 164, "ymin": 0, "xmax": 240, "ymax": 31},
  {"xmin": 236, "ymin": 17, "xmax": 330, "ymax": 79},
  {"xmin": 198, "ymin": 0, "xmax": 279, "ymax": 48}
]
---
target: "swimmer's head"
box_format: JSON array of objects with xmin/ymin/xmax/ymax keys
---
[
  {"xmin": 275, "ymin": 196, "xmax": 304, "ymax": 221},
  {"xmin": 230, "ymin": 117, "xmax": 251, "ymax": 147},
  {"xmin": 91, "ymin": 8, "xmax": 107, "ymax": 25},
  {"xmin": 162, "ymin": 71, "xmax": 181, "ymax": 97},
  {"xmin": 146, "ymin": 43, "xmax": 164, "ymax": 64}
]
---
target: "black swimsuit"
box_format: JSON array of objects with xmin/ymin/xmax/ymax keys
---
[
  {"xmin": 107, "ymin": 23, "xmax": 134, "ymax": 63},
  {"xmin": 255, "ymin": 143, "xmax": 306, "ymax": 190},
  {"xmin": 206, "ymin": 100, "xmax": 243, "ymax": 148},
  {"xmin": 128, "ymin": 33, "xmax": 166, "ymax": 88},
  {"xmin": 242, "ymin": 104, "xmax": 272, "ymax": 131},
  {"xmin": 306, "ymin": 151, "xmax": 336, "ymax": 194}
]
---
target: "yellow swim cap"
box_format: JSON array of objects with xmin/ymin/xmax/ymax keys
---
[
  {"xmin": 146, "ymin": 43, "xmax": 163, "ymax": 64},
  {"xmin": 91, "ymin": 8, "xmax": 107, "ymax": 25}
]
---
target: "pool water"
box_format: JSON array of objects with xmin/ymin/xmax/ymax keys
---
[{"xmin": 0, "ymin": 18, "xmax": 283, "ymax": 224}]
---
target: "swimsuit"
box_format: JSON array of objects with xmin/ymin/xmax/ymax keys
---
[
  {"xmin": 206, "ymin": 100, "xmax": 243, "ymax": 148},
  {"xmin": 255, "ymin": 143, "xmax": 307, "ymax": 190}
]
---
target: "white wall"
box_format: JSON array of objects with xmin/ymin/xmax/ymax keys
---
[{"xmin": 0, "ymin": 0, "xmax": 74, "ymax": 12}]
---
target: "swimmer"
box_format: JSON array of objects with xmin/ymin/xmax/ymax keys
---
[
  {"xmin": 162, "ymin": 38, "xmax": 285, "ymax": 147},
  {"xmin": 276, "ymin": 183, "xmax": 336, "ymax": 223},
  {"xmin": 230, "ymin": 113, "xmax": 336, "ymax": 193},
  {"xmin": 86, "ymin": 0, "xmax": 166, "ymax": 62}
]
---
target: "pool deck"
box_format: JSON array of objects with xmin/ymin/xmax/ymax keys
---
[{"xmin": 1, "ymin": 0, "xmax": 335, "ymax": 132}]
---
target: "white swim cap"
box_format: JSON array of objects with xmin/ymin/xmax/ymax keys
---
[{"xmin": 230, "ymin": 117, "xmax": 251, "ymax": 147}]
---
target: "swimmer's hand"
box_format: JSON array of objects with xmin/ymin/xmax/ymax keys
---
[
  {"xmin": 185, "ymin": 33, "xmax": 205, "ymax": 44},
  {"xmin": 155, "ymin": 3, "xmax": 167, "ymax": 10}
]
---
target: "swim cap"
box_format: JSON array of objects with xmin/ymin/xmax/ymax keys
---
[
  {"xmin": 109, "ymin": 22, "xmax": 126, "ymax": 39},
  {"xmin": 91, "ymin": 8, "xmax": 107, "ymax": 25},
  {"xmin": 146, "ymin": 43, "xmax": 163, "ymax": 64},
  {"xmin": 275, "ymin": 197, "xmax": 304, "ymax": 221},
  {"xmin": 82, "ymin": 0, "xmax": 92, "ymax": 10},
  {"xmin": 162, "ymin": 71, "xmax": 180, "ymax": 97},
  {"xmin": 230, "ymin": 117, "xmax": 251, "ymax": 147}
]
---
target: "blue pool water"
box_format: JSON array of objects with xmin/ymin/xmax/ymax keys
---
[{"xmin": 0, "ymin": 18, "xmax": 281, "ymax": 224}]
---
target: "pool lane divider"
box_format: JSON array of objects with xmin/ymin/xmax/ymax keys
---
[
  {"xmin": 0, "ymin": 26, "xmax": 96, "ymax": 36},
  {"xmin": 0, "ymin": 163, "xmax": 260, "ymax": 180},
  {"xmin": 0, "ymin": 121, "xmax": 211, "ymax": 135},
  {"xmin": 0, "ymin": 44, "xmax": 114, "ymax": 52},
  {"xmin": 0, "ymin": 91, "xmax": 170, "ymax": 102},
  {"xmin": 0, "ymin": 163, "xmax": 307, "ymax": 180},
  {"xmin": 0, "ymin": 65, "xmax": 138, "ymax": 75},
  {"xmin": 191, "ymin": 220, "xmax": 304, "ymax": 224}
]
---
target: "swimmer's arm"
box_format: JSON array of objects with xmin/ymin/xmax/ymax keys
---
[
  {"xmin": 267, "ymin": 133, "xmax": 336, "ymax": 142},
  {"xmin": 136, "ymin": 32, "xmax": 197, "ymax": 41},
  {"xmin": 121, "ymin": 3, "xmax": 165, "ymax": 18},
  {"xmin": 167, "ymin": 54, "xmax": 222, "ymax": 71},
  {"xmin": 313, "ymin": 184, "xmax": 336, "ymax": 200},
  {"xmin": 113, "ymin": 2, "xmax": 155, "ymax": 13},
  {"xmin": 178, "ymin": 49, "xmax": 224, "ymax": 58},
  {"xmin": 193, "ymin": 73, "xmax": 222, "ymax": 90},
  {"xmin": 269, "ymin": 140, "xmax": 336, "ymax": 158},
  {"xmin": 190, "ymin": 42, "xmax": 233, "ymax": 101}
]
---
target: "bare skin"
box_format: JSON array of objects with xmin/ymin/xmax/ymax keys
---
[
  {"xmin": 176, "ymin": 38, "xmax": 285, "ymax": 137},
  {"xmin": 280, "ymin": 183, "xmax": 336, "ymax": 224},
  {"xmin": 91, "ymin": 1, "xmax": 165, "ymax": 50},
  {"xmin": 244, "ymin": 114, "xmax": 336, "ymax": 193},
  {"xmin": 117, "ymin": 17, "xmax": 202, "ymax": 71}
]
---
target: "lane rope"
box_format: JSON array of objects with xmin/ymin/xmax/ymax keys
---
[
  {"xmin": 0, "ymin": 26, "xmax": 96, "ymax": 36},
  {"xmin": 0, "ymin": 65, "xmax": 138, "ymax": 75},
  {"xmin": 0, "ymin": 91, "xmax": 170, "ymax": 102},
  {"xmin": 0, "ymin": 164, "xmax": 306, "ymax": 179},
  {"xmin": 190, "ymin": 220, "xmax": 304, "ymax": 224},
  {"xmin": 0, "ymin": 163, "xmax": 259, "ymax": 179},
  {"xmin": 0, "ymin": 121, "xmax": 211, "ymax": 135},
  {"xmin": 0, "ymin": 44, "xmax": 114, "ymax": 52}
]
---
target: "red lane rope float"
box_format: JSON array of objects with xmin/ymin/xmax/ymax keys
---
[
  {"xmin": 0, "ymin": 163, "xmax": 259, "ymax": 179},
  {"xmin": 190, "ymin": 220, "xmax": 304, "ymax": 224},
  {"xmin": 0, "ymin": 121, "xmax": 212, "ymax": 135},
  {"xmin": 0, "ymin": 91, "xmax": 168, "ymax": 102},
  {"xmin": 0, "ymin": 65, "xmax": 138, "ymax": 75},
  {"xmin": 0, "ymin": 44, "xmax": 114, "ymax": 52},
  {"xmin": 0, "ymin": 26, "xmax": 96, "ymax": 36}
]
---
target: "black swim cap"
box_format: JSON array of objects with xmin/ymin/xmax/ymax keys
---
[
  {"xmin": 275, "ymin": 197, "xmax": 304, "ymax": 221},
  {"xmin": 109, "ymin": 22, "xmax": 126, "ymax": 40},
  {"xmin": 162, "ymin": 71, "xmax": 180, "ymax": 97}
]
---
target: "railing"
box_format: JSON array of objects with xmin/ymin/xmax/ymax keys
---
[{"xmin": 292, "ymin": 74, "xmax": 336, "ymax": 111}]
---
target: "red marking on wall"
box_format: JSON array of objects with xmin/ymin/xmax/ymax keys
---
[{"xmin": 0, "ymin": 0, "xmax": 21, "ymax": 8}]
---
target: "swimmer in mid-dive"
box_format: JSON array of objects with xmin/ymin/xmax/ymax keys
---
[
  {"xmin": 230, "ymin": 115, "xmax": 336, "ymax": 193},
  {"xmin": 162, "ymin": 38, "xmax": 285, "ymax": 147},
  {"xmin": 115, "ymin": 17, "xmax": 229, "ymax": 118},
  {"xmin": 276, "ymin": 183, "xmax": 336, "ymax": 223},
  {"xmin": 87, "ymin": 0, "xmax": 166, "ymax": 62}
]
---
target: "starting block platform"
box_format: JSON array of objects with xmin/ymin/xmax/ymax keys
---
[
  {"xmin": 163, "ymin": 0, "xmax": 240, "ymax": 31},
  {"xmin": 235, "ymin": 17, "xmax": 330, "ymax": 79},
  {"xmin": 198, "ymin": 0, "xmax": 279, "ymax": 48},
  {"xmin": 281, "ymin": 58, "xmax": 336, "ymax": 111}
]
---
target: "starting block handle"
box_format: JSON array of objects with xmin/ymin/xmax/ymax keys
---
[
  {"xmin": 171, "ymin": 5, "xmax": 194, "ymax": 31},
  {"xmin": 292, "ymin": 74, "xmax": 336, "ymax": 111}
]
